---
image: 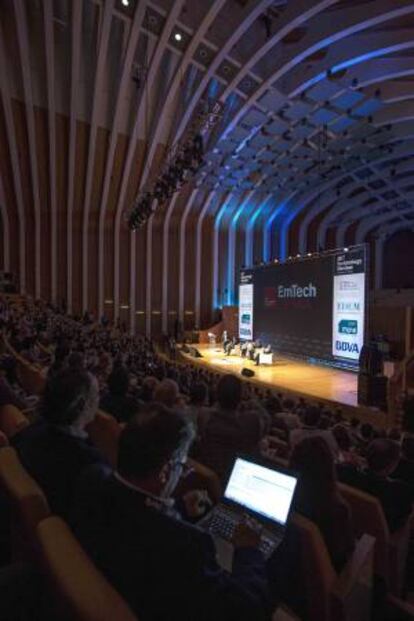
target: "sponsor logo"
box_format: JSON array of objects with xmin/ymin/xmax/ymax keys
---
[
  {"xmin": 240, "ymin": 327, "xmax": 252, "ymax": 336},
  {"xmin": 278, "ymin": 283, "xmax": 317, "ymax": 298},
  {"xmin": 338, "ymin": 319, "xmax": 358, "ymax": 335},
  {"xmin": 337, "ymin": 301, "xmax": 360, "ymax": 312},
  {"xmin": 339, "ymin": 280, "xmax": 359, "ymax": 292},
  {"xmin": 335, "ymin": 340, "xmax": 360, "ymax": 354},
  {"xmin": 241, "ymin": 313, "xmax": 251, "ymax": 324}
]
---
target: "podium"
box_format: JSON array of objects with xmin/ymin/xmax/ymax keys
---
[{"xmin": 357, "ymin": 374, "xmax": 387, "ymax": 410}]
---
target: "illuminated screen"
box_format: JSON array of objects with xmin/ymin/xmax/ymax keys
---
[{"xmin": 239, "ymin": 246, "xmax": 366, "ymax": 364}]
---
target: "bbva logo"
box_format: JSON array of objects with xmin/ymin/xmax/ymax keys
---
[{"xmin": 335, "ymin": 340, "xmax": 360, "ymax": 354}]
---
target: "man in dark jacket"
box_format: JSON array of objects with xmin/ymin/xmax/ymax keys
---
[
  {"xmin": 73, "ymin": 404, "xmax": 271, "ymax": 621},
  {"xmin": 12, "ymin": 368, "xmax": 107, "ymax": 519}
]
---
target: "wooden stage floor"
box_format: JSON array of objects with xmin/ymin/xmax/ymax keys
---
[{"xmin": 183, "ymin": 344, "xmax": 360, "ymax": 410}]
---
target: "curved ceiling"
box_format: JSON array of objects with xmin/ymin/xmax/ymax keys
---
[{"xmin": 0, "ymin": 0, "xmax": 413, "ymax": 332}]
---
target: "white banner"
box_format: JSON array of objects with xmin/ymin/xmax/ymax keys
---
[
  {"xmin": 332, "ymin": 261, "xmax": 365, "ymax": 361},
  {"xmin": 239, "ymin": 283, "xmax": 254, "ymax": 340}
]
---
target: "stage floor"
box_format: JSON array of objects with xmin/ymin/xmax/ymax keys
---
[{"xmin": 183, "ymin": 344, "xmax": 360, "ymax": 409}]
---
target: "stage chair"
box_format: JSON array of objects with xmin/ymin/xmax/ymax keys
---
[
  {"xmin": 175, "ymin": 457, "xmax": 222, "ymax": 504},
  {"xmin": 0, "ymin": 446, "xmax": 50, "ymax": 559},
  {"xmin": 290, "ymin": 513, "xmax": 374, "ymax": 621},
  {"xmin": 0, "ymin": 404, "xmax": 30, "ymax": 438},
  {"xmin": 36, "ymin": 516, "xmax": 138, "ymax": 621},
  {"xmin": 86, "ymin": 410, "xmax": 121, "ymax": 467},
  {"xmin": 338, "ymin": 482, "xmax": 411, "ymax": 597}
]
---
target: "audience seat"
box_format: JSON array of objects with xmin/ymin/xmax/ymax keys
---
[
  {"xmin": 0, "ymin": 446, "xmax": 50, "ymax": 558},
  {"xmin": 36, "ymin": 516, "xmax": 138, "ymax": 621},
  {"xmin": 290, "ymin": 513, "xmax": 374, "ymax": 621},
  {"xmin": 0, "ymin": 404, "xmax": 30, "ymax": 438},
  {"xmin": 86, "ymin": 410, "xmax": 121, "ymax": 467},
  {"xmin": 338, "ymin": 482, "xmax": 411, "ymax": 597}
]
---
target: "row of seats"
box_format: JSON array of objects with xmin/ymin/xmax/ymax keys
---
[
  {"xmin": 0, "ymin": 403, "xmax": 374, "ymax": 621},
  {"xmin": 0, "ymin": 441, "xmax": 376, "ymax": 621},
  {"xmin": 265, "ymin": 448, "xmax": 412, "ymax": 600},
  {"xmin": 0, "ymin": 444, "xmax": 138, "ymax": 620}
]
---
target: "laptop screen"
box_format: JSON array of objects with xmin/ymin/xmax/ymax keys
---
[{"xmin": 224, "ymin": 458, "xmax": 297, "ymax": 525}]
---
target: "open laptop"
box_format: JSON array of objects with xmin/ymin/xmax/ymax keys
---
[{"xmin": 201, "ymin": 456, "xmax": 298, "ymax": 571}]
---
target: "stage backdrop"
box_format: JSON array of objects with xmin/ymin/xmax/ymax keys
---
[{"xmin": 239, "ymin": 246, "xmax": 367, "ymax": 366}]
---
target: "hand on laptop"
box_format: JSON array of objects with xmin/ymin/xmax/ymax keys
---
[{"xmin": 232, "ymin": 516, "xmax": 262, "ymax": 549}]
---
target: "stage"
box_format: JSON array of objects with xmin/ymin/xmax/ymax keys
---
[{"xmin": 180, "ymin": 344, "xmax": 387, "ymax": 423}]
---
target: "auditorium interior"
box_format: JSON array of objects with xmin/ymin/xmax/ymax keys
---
[{"xmin": 0, "ymin": 0, "xmax": 414, "ymax": 619}]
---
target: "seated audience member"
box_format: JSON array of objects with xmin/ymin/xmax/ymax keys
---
[
  {"xmin": 268, "ymin": 436, "xmax": 355, "ymax": 618},
  {"xmin": 196, "ymin": 375, "xmax": 266, "ymax": 482},
  {"xmin": 12, "ymin": 369, "xmax": 107, "ymax": 519},
  {"xmin": 290, "ymin": 405, "xmax": 338, "ymax": 457},
  {"xmin": 337, "ymin": 439, "xmax": 412, "ymax": 532},
  {"xmin": 100, "ymin": 366, "xmax": 140, "ymax": 423},
  {"xmin": 73, "ymin": 406, "xmax": 271, "ymax": 621},
  {"xmin": 153, "ymin": 378, "xmax": 183, "ymax": 410},
  {"xmin": 332, "ymin": 424, "xmax": 364, "ymax": 467},
  {"xmin": 139, "ymin": 376, "xmax": 159, "ymax": 402},
  {"xmin": 185, "ymin": 381, "xmax": 210, "ymax": 428}
]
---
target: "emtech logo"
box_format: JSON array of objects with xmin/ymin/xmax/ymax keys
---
[
  {"xmin": 335, "ymin": 341, "xmax": 360, "ymax": 355},
  {"xmin": 278, "ymin": 283, "xmax": 317, "ymax": 298}
]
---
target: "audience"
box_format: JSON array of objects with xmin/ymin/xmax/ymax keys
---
[
  {"xmin": 1, "ymin": 296, "xmax": 414, "ymax": 620},
  {"xmin": 11, "ymin": 368, "xmax": 107, "ymax": 518},
  {"xmin": 268, "ymin": 436, "xmax": 354, "ymax": 618},
  {"xmin": 73, "ymin": 406, "xmax": 271, "ymax": 621},
  {"xmin": 100, "ymin": 365, "xmax": 140, "ymax": 423},
  {"xmin": 196, "ymin": 374, "xmax": 267, "ymax": 483},
  {"xmin": 338, "ymin": 438, "xmax": 412, "ymax": 532}
]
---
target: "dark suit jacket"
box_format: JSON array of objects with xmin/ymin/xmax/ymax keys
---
[
  {"xmin": 73, "ymin": 472, "xmax": 270, "ymax": 621},
  {"xmin": 11, "ymin": 419, "xmax": 106, "ymax": 519},
  {"xmin": 337, "ymin": 464, "xmax": 412, "ymax": 532}
]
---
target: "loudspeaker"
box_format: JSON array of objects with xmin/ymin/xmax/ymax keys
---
[
  {"xmin": 241, "ymin": 368, "xmax": 255, "ymax": 378},
  {"xmin": 357, "ymin": 373, "xmax": 387, "ymax": 410},
  {"xmin": 190, "ymin": 347, "xmax": 202, "ymax": 358}
]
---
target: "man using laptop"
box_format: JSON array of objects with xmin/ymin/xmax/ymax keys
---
[{"xmin": 73, "ymin": 404, "xmax": 272, "ymax": 621}]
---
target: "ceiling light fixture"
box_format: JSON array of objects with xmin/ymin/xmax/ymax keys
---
[
  {"xmin": 121, "ymin": 0, "xmax": 129, "ymax": 6},
  {"xmin": 174, "ymin": 32, "xmax": 182, "ymax": 41}
]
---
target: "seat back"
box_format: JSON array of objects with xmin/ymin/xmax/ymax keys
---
[
  {"xmin": 0, "ymin": 404, "xmax": 30, "ymax": 438},
  {"xmin": 338, "ymin": 483, "xmax": 389, "ymax": 585},
  {"xmin": 86, "ymin": 410, "xmax": 121, "ymax": 467},
  {"xmin": 291, "ymin": 513, "xmax": 374, "ymax": 621},
  {"xmin": 291, "ymin": 513, "xmax": 336, "ymax": 621},
  {"xmin": 0, "ymin": 446, "xmax": 50, "ymax": 558},
  {"xmin": 36, "ymin": 516, "xmax": 138, "ymax": 621}
]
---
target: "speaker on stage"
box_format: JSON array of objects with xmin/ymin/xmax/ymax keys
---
[{"xmin": 241, "ymin": 368, "xmax": 255, "ymax": 378}]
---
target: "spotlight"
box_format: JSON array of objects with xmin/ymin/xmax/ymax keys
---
[
  {"xmin": 174, "ymin": 32, "xmax": 182, "ymax": 41},
  {"xmin": 121, "ymin": 0, "xmax": 129, "ymax": 6}
]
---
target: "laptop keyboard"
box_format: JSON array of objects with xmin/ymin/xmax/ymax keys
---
[{"xmin": 207, "ymin": 508, "xmax": 280, "ymax": 559}]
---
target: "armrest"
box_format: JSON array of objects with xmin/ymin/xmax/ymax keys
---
[{"xmin": 331, "ymin": 534, "xmax": 375, "ymax": 602}]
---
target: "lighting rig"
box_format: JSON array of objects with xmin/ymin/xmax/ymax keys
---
[
  {"xmin": 126, "ymin": 98, "xmax": 223, "ymax": 231},
  {"xmin": 126, "ymin": 132, "xmax": 205, "ymax": 230}
]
